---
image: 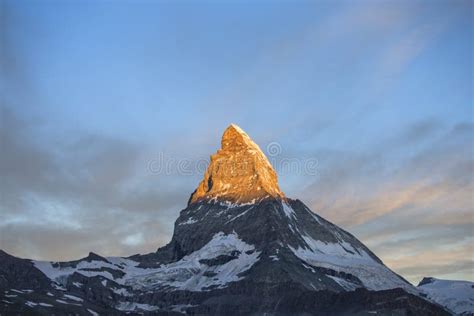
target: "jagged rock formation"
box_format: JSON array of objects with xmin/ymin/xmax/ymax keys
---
[
  {"xmin": 189, "ymin": 124, "xmax": 284, "ymax": 205},
  {"xmin": 0, "ymin": 125, "xmax": 452, "ymax": 315}
]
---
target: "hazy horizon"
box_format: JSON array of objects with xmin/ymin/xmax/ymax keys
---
[{"xmin": 1, "ymin": 0, "xmax": 472, "ymax": 285}]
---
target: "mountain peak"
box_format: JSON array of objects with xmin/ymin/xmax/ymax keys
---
[
  {"xmin": 221, "ymin": 123, "xmax": 262, "ymax": 152},
  {"xmin": 189, "ymin": 124, "xmax": 284, "ymax": 204},
  {"xmin": 221, "ymin": 123, "xmax": 253, "ymax": 151}
]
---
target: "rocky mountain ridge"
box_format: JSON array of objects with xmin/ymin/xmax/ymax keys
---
[{"xmin": 0, "ymin": 124, "xmax": 453, "ymax": 315}]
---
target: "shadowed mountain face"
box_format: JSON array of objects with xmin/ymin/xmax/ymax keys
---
[{"xmin": 0, "ymin": 125, "xmax": 451, "ymax": 315}]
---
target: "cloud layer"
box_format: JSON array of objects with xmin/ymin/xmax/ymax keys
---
[
  {"xmin": 0, "ymin": 107, "xmax": 186, "ymax": 260},
  {"xmin": 299, "ymin": 121, "xmax": 473, "ymax": 283}
]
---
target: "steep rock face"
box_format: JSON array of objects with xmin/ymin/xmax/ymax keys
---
[
  {"xmin": 189, "ymin": 124, "xmax": 284, "ymax": 204},
  {"xmin": 145, "ymin": 198, "xmax": 413, "ymax": 293}
]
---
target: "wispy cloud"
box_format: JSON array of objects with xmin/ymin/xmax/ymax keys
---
[
  {"xmin": 0, "ymin": 107, "xmax": 185, "ymax": 260},
  {"xmin": 386, "ymin": 241, "xmax": 473, "ymax": 283},
  {"xmin": 300, "ymin": 120, "xmax": 473, "ymax": 283}
]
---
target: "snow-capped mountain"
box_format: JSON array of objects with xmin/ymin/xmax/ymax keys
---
[
  {"xmin": 418, "ymin": 277, "xmax": 474, "ymax": 315},
  {"xmin": 0, "ymin": 124, "xmax": 452, "ymax": 315}
]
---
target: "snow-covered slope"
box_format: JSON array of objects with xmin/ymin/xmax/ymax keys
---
[
  {"xmin": 32, "ymin": 201, "xmax": 409, "ymax": 295},
  {"xmin": 289, "ymin": 231, "xmax": 412, "ymax": 292},
  {"xmin": 418, "ymin": 277, "xmax": 474, "ymax": 315}
]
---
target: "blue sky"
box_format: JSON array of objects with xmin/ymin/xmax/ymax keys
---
[{"xmin": 1, "ymin": 0, "xmax": 472, "ymax": 284}]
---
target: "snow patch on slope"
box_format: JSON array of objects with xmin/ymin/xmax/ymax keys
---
[
  {"xmin": 289, "ymin": 234, "xmax": 411, "ymax": 291},
  {"xmin": 282, "ymin": 202, "xmax": 296, "ymax": 219},
  {"xmin": 179, "ymin": 217, "xmax": 198, "ymax": 225},
  {"xmin": 226, "ymin": 206, "xmax": 254, "ymax": 224},
  {"xmin": 126, "ymin": 231, "xmax": 260, "ymax": 291},
  {"xmin": 34, "ymin": 232, "xmax": 259, "ymax": 293},
  {"xmin": 327, "ymin": 275, "xmax": 360, "ymax": 291},
  {"xmin": 117, "ymin": 302, "xmax": 160, "ymax": 312},
  {"xmin": 34, "ymin": 259, "xmax": 118, "ymax": 284},
  {"xmin": 418, "ymin": 278, "xmax": 474, "ymax": 315}
]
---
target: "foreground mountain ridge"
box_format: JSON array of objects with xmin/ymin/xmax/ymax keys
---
[{"xmin": 1, "ymin": 124, "xmax": 453, "ymax": 315}]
